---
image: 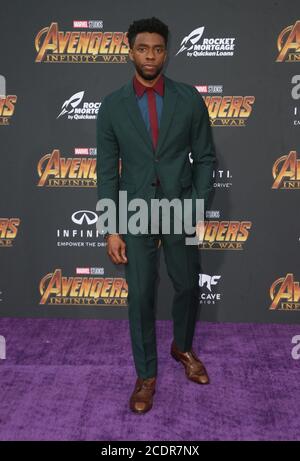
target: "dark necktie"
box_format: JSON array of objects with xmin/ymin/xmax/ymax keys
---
[{"xmin": 146, "ymin": 87, "xmax": 159, "ymax": 149}]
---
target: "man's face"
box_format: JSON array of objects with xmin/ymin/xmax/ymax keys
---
[{"xmin": 128, "ymin": 32, "xmax": 167, "ymax": 81}]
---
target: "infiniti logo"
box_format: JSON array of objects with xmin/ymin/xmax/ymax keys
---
[{"xmin": 71, "ymin": 210, "xmax": 98, "ymax": 225}]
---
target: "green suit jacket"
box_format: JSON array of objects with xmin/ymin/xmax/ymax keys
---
[{"xmin": 96, "ymin": 74, "xmax": 216, "ymax": 237}]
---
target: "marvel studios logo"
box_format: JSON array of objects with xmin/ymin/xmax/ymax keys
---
[
  {"xmin": 76, "ymin": 267, "xmax": 104, "ymax": 275},
  {"xmin": 206, "ymin": 210, "xmax": 220, "ymax": 218},
  {"xmin": 74, "ymin": 148, "xmax": 97, "ymax": 156},
  {"xmin": 195, "ymin": 85, "xmax": 223, "ymax": 94},
  {"xmin": 73, "ymin": 20, "xmax": 103, "ymax": 29}
]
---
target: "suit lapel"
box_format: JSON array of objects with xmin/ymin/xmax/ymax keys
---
[
  {"xmin": 122, "ymin": 77, "xmax": 153, "ymax": 152},
  {"xmin": 122, "ymin": 74, "xmax": 178, "ymax": 157},
  {"xmin": 156, "ymin": 76, "xmax": 178, "ymax": 155}
]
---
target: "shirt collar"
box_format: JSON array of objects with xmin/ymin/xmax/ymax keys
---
[{"xmin": 133, "ymin": 73, "xmax": 164, "ymax": 98}]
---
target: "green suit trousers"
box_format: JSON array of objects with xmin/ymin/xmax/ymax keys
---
[{"xmin": 122, "ymin": 184, "xmax": 201, "ymax": 379}]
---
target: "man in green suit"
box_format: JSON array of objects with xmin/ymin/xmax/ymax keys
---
[{"xmin": 96, "ymin": 17, "xmax": 216, "ymax": 414}]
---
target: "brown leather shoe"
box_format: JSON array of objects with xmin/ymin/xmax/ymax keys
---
[
  {"xmin": 171, "ymin": 340, "xmax": 210, "ymax": 384},
  {"xmin": 129, "ymin": 376, "xmax": 156, "ymax": 414}
]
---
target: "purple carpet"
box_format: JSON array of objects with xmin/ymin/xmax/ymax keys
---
[{"xmin": 0, "ymin": 318, "xmax": 299, "ymax": 441}]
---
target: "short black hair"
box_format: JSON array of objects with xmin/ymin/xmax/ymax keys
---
[{"xmin": 127, "ymin": 17, "xmax": 169, "ymax": 49}]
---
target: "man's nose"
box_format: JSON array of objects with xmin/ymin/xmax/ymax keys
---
[{"xmin": 146, "ymin": 49, "xmax": 155, "ymax": 59}]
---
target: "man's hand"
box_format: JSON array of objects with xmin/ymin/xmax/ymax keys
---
[{"xmin": 106, "ymin": 234, "xmax": 128, "ymax": 265}]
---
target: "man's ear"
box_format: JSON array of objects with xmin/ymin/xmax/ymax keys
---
[{"xmin": 128, "ymin": 49, "xmax": 133, "ymax": 62}]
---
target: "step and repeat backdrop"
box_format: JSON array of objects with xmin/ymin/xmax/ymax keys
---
[{"xmin": 0, "ymin": 0, "xmax": 299, "ymax": 323}]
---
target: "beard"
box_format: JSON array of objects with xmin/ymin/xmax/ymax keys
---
[{"xmin": 134, "ymin": 62, "xmax": 164, "ymax": 81}]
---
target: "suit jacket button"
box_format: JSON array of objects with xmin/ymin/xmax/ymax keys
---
[{"xmin": 151, "ymin": 178, "xmax": 160, "ymax": 187}]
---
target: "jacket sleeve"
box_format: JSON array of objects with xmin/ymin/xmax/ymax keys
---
[
  {"xmin": 189, "ymin": 87, "xmax": 216, "ymax": 218},
  {"xmin": 96, "ymin": 96, "xmax": 120, "ymax": 234}
]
